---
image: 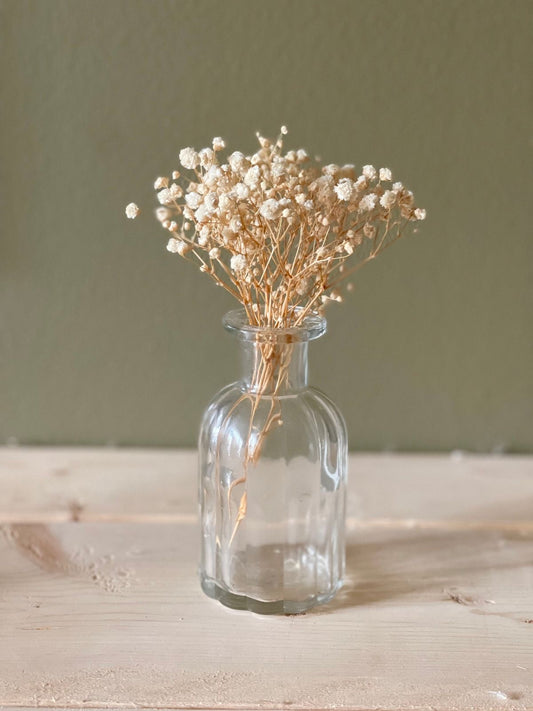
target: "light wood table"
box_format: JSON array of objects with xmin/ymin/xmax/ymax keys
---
[{"xmin": 1, "ymin": 448, "xmax": 532, "ymax": 711}]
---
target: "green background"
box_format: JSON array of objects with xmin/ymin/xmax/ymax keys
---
[{"xmin": 1, "ymin": 0, "xmax": 532, "ymax": 451}]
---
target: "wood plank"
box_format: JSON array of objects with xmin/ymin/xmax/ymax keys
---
[
  {"xmin": 1, "ymin": 449, "xmax": 532, "ymax": 710},
  {"xmin": 0, "ymin": 448, "xmax": 190, "ymax": 522},
  {"xmin": 0, "ymin": 520, "xmax": 532, "ymax": 711},
  {"xmin": 1, "ymin": 448, "xmax": 532, "ymax": 525}
]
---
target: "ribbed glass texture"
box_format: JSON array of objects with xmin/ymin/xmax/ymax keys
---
[{"xmin": 198, "ymin": 310, "xmax": 347, "ymax": 614}]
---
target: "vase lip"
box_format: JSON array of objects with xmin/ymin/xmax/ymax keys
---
[{"xmin": 223, "ymin": 308, "xmax": 327, "ymax": 343}]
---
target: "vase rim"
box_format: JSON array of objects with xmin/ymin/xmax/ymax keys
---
[{"xmin": 223, "ymin": 308, "xmax": 327, "ymax": 343}]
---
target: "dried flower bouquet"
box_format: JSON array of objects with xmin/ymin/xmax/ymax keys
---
[
  {"xmin": 126, "ymin": 128, "xmax": 425, "ymax": 541},
  {"xmin": 126, "ymin": 127, "xmax": 425, "ymax": 327}
]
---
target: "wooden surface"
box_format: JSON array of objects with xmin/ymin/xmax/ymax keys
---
[{"xmin": 0, "ymin": 449, "xmax": 532, "ymax": 711}]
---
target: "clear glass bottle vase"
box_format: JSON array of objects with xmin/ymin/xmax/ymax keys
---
[{"xmin": 198, "ymin": 309, "xmax": 347, "ymax": 614}]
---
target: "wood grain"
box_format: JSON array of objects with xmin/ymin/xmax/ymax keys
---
[
  {"xmin": 2, "ymin": 448, "xmax": 532, "ymax": 524},
  {"xmin": 0, "ymin": 448, "xmax": 532, "ymax": 711}
]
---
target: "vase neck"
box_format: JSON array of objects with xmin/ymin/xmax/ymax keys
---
[
  {"xmin": 239, "ymin": 340, "xmax": 309, "ymax": 394},
  {"xmin": 222, "ymin": 308, "xmax": 327, "ymax": 396}
]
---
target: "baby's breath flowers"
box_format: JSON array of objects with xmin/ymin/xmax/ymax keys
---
[
  {"xmin": 126, "ymin": 128, "xmax": 425, "ymax": 537},
  {"xmin": 126, "ymin": 127, "xmax": 425, "ymax": 328},
  {"xmin": 125, "ymin": 202, "xmax": 139, "ymax": 219}
]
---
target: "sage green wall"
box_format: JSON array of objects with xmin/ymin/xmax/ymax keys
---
[{"xmin": 1, "ymin": 0, "xmax": 532, "ymax": 451}]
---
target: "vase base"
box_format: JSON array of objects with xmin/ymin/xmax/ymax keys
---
[{"xmin": 200, "ymin": 572, "xmax": 342, "ymax": 615}]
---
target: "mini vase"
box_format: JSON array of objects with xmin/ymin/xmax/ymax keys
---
[{"xmin": 198, "ymin": 309, "xmax": 347, "ymax": 614}]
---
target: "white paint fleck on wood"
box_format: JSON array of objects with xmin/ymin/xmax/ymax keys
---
[{"xmin": 0, "ymin": 448, "xmax": 532, "ymax": 710}]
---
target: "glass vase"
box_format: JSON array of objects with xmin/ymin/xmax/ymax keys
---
[{"xmin": 198, "ymin": 309, "xmax": 347, "ymax": 614}]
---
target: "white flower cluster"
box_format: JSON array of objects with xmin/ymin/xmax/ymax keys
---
[
  {"xmin": 125, "ymin": 202, "xmax": 139, "ymax": 219},
  {"xmin": 126, "ymin": 127, "xmax": 426, "ymax": 326}
]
